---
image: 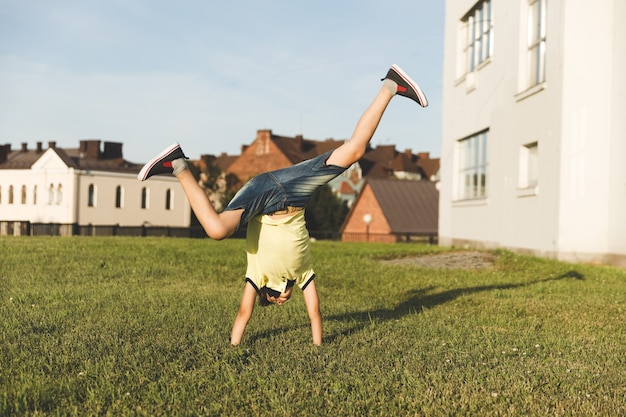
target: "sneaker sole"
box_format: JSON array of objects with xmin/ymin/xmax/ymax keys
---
[
  {"xmin": 137, "ymin": 142, "xmax": 181, "ymax": 181},
  {"xmin": 391, "ymin": 64, "xmax": 428, "ymax": 107}
]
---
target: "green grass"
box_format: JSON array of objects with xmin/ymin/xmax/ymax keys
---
[{"xmin": 1, "ymin": 237, "xmax": 625, "ymax": 416}]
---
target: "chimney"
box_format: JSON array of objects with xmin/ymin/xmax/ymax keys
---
[
  {"xmin": 0, "ymin": 144, "xmax": 9, "ymax": 164},
  {"xmin": 21, "ymin": 142, "xmax": 28, "ymax": 152},
  {"xmin": 103, "ymin": 141, "xmax": 123, "ymax": 159},
  {"xmin": 418, "ymin": 152, "xmax": 430, "ymax": 160},
  {"xmin": 79, "ymin": 140, "xmax": 101, "ymax": 160},
  {"xmin": 255, "ymin": 129, "xmax": 272, "ymax": 155},
  {"xmin": 404, "ymin": 149, "xmax": 413, "ymax": 157},
  {"xmin": 36, "ymin": 142, "xmax": 43, "ymax": 152},
  {"xmin": 295, "ymin": 134, "xmax": 303, "ymax": 150},
  {"xmin": 48, "ymin": 141, "xmax": 57, "ymax": 149},
  {"xmin": 256, "ymin": 129, "xmax": 272, "ymax": 142}
]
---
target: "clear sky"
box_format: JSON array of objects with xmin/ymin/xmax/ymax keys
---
[{"xmin": 0, "ymin": 0, "xmax": 444, "ymax": 163}]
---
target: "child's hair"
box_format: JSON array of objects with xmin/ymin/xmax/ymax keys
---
[
  {"xmin": 257, "ymin": 287, "xmax": 272, "ymax": 307},
  {"xmin": 257, "ymin": 280, "xmax": 296, "ymax": 307}
]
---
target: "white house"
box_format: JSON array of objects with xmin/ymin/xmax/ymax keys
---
[
  {"xmin": 0, "ymin": 140, "xmax": 190, "ymax": 236},
  {"xmin": 439, "ymin": 0, "xmax": 626, "ymax": 265}
]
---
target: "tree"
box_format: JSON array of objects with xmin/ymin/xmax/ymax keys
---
[{"xmin": 304, "ymin": 185, "xmax": 349, "ymax": 239}]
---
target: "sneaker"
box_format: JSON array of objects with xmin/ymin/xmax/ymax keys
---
[
  {"xmin": 137, "ymin": 142, "xmax": 187, "ymax": 181},
  {"xmin": 382, "ymin": 64, "xmax": 428, "ymax": 107}
]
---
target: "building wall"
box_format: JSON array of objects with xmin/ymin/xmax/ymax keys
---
[
  {"xmin": 440, "ymin": 0, "xmax": 625, "ymax": 264},
  {"xmin": 76, "ymin": 172, "xmax": 190, "ymax": 227},
  {"xmin": 342, "ymin": 183, "xmax": 393, "ymax": 243},
  {"xmin": 226, "ymin": 130, "xmax": 293, "ymax": 180},
  {"xmin": 608, "ymin": 0, "xmax": 626, "ymax": 259},
  {"xmin": 556, "ymin": 0, "xmax": 626, "ymax": 261},
  {"xmin": 0, "ymin": 147, "xmax": 190, "ymax": 229},
  {"xmin": 0, "ymin": 168, "xmax": 76, "ymax": 223}
]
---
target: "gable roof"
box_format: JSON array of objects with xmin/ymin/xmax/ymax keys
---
[
  {"xmin": 367, "ymin": 178, "xmax": 438, "ymax": 234},
  {"xmin": 359, "ymin": 146, "xmax": 439, "ymax": 179},
  {"xmin": 0, "ymin": 141, "xmax": 142, "ymax": 174},
  {"xmin": 0, "ymin": 144, "xmax": 52, "ymax": 169},
  {"xmin": 270, "ymin": 133, "xmax": 344, "ymax": 164},
  {"xmin": 417, "ymin": 157, "xmax": 440, "ymax": 180}
]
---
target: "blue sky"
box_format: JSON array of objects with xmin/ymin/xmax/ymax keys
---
[{"xmin": 0, "ymin": 0, "xmax": 444, "ymax": 163}]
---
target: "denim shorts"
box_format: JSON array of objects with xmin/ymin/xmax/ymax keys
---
[{"xmin": 224, "ymin": 150, "xmax": 347, "ymax": 228}]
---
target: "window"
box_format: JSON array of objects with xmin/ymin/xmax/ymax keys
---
[
  {"xmin": 33, "ymin": 185, "xmax": 37, "ymax": 205},
  {"xmin": 462, "ymin": 0, "xmax": 493, "ymax": 73},
  {"xmin": 115, "ymin": 185, "xmax": 124, "ymax": 208},
  {"xmin": 141, "ymin": 187, "xmax": 149, "ymax": 209},
  {"xmin": 56, "ymin": 183, "xmax": 63, "ymax": 205},
  {"xmin": 21, "ymin": 185, "xmax": 27, "ymax": 204},
  {"xmin": 88, "ymin": 184, "xmax": 96, "ymax": 207},
  {"xmin": 9, "ymin": 185, "xmax": 14, "ymax": 204},
  {"xmin": 48, "ymin": 183, "xmax": 54, "ymax": 205},
  {"xmin": 527, "ymin": 0, "xmax": 546, "ymax": 86},
  {"xmin": 457, "ymin": 130, "xmax": 488, "ymax": 200},
  {"xmin": 165, "ymin": 189, "xmax": 172, "ymax": 210},
  {"xmin": 0, "ymin": 185, "xmax": 2, "ymax": 204},
  {"xmin": 519, "ymin": 142, "xmax": 539, "ymax": 190}
]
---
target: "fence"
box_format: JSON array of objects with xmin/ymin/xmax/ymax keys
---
[
  {"xmin": 0, "ymin": 221, "xmax": 213, "ymax": 238},
  {"xmin": 341, "ymin": 232, "xmax": 437, "ymax": 244},
  {"xmin": 0, "ymin": 221, "xmax": 436, "ymax": 244}
]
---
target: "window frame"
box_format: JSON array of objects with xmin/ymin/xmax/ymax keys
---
[
  {"xmin": 462, "ymin": 0, "xmax": 494, "ymax": 73},
  {"xmin": 518, "ymin": 141, "xmax": 539, "ymax": 196},
  {"xmin": 141, "ymin": 187, "xmax": 149, "ymax": 209},
  {"xmin": 527, "ymin": 0, "xmax": 547, "ymax": 86},
  {"xmin": 456, "ymin": 130, "xmax": 489, "ymax": 201},
  {"xmin": 115, "ymin": 185, "xmax": 124, "ymax": 209},
  {"xmin": 165, "ymin": 188, "xmax": 172, "ymax": 211},
  {"xmin": 87, "ymin": 184, "xmax": 96, "ymax": 207}
]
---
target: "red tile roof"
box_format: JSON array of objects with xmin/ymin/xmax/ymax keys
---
[{"xmin": 367, "ymin": 178, "xmax": 438, "ymax": 234}]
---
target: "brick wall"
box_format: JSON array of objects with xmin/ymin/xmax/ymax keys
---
[
  {"xmin": 341, "ymin": 183, "xmax": 394, "ymax": 242},
  {"xmin": 226, "ymin": 130, "xmax": 292, "ymax": 181}
]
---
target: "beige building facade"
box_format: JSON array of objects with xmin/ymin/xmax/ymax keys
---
[
  {"xmin": 439, "ymin": 0, "xmax": 626, "ymax": 264},
  {"xmin": 0, "ymin": 141, "xmax": 190, "ymax": 235}
]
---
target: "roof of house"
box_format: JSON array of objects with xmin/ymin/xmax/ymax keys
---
[
  {"xmin": 271, "ymin": 134, "xmax": 345, "ymax": 164},
  {"xmin": 417, "ymin": 157, "xmax": 441, "ymax": 180},
  {"xmin": 360, "ymin": 146, "xmax": 439, "ymax": 179},
  {"xmin": 368, "ymin": 177, "xmax": 439, "ymax": 234},
  {"xmin": 0, "ymin": 141, "xmax": 142, "ymax": 173}
]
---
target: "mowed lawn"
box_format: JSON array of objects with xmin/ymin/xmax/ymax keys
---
[{"xmin": 1, "ymin": 236, "xmax": 625, "ymax": 416}]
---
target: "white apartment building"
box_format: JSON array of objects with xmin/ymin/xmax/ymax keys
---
[
  {"xmin": 440, "ymin": 0, "xmax": 626, "ymax": 265},
  {"xmin": 0, "ymin": 140, "xmax": 190, "ymax": 235}
]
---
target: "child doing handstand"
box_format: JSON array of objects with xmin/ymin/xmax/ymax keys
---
[{"xmin": 138, "ymin": 64, "xmax": 428, "ymax": 345}]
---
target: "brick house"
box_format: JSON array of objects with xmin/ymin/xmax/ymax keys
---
[
  {"xmin": 209, "ymin": 129, "xmax": 440, "ymax": 209},
  {"xmin": 225, "ymin": 129, "xmax": 344, "ymax": 181},
  {"xmin": 341, "ymin": 178, "xmax": 439, "ymax": 243}
]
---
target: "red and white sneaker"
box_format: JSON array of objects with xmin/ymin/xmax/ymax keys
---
[
  {"xmin": 137, "ymin": 142, "xmax": 187, "ymax": 181},
  {"xmin": 382, "ymin": 64, "xmax": 428, "ymax": 107}
]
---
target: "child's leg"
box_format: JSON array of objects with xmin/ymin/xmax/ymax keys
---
[
  {"xmin": 327, "ymin": 64, "xmax": 427, "ymax": 168},
  {"xmin": 137, "ymin": 144, "xmax": 242, "ymax": 240},
  {"xmin": 176, "ymin": 169, "xmax": 242, "ymax": 240},
  {"xmin": 326, "ymin": 85, "xmax": 393, "ymax": 168}
]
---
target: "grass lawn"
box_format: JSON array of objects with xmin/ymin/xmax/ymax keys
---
[{"xmin": 1, "ymin": 236, "xmax": 625, "ymax": 416}]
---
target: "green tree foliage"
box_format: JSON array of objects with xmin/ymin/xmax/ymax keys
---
[{"xmin": 304, "ymin": 185, "xmax": 349, "ymax": 238}]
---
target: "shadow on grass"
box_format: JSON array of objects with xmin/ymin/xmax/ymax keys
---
[
  {"xmin": 248, "ymin": 270, "xmax": 584, "ymax": 344},
  {"xmin": 321, "ymin": 270, "xmax": 584, "ymax": 342}
]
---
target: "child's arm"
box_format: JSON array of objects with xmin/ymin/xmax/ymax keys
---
[
  {"xmin": 230, "ymin": 282, "xmax": 257, "ymax": 345},
  {"xmin": 302, "ymin": 280, "xmax": 322, "ymax": 346}
]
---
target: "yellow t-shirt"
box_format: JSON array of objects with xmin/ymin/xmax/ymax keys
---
[{"xmin": 245, "ymin": 210, "xmax": 314, "ymax": 293}]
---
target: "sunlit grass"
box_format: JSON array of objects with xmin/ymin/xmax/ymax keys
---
[{"xmin": 1, "ymin": 237, "xmax": 625, "ymax": 416}]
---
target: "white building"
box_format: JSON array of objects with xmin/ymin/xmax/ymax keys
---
[
  {"xmin": 0, "ymin": 140, "xmax": 190, "ymax": 236},
  {"xmin": 439, "ymin": 0, "xmax": 626, "ymax": 265}
]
